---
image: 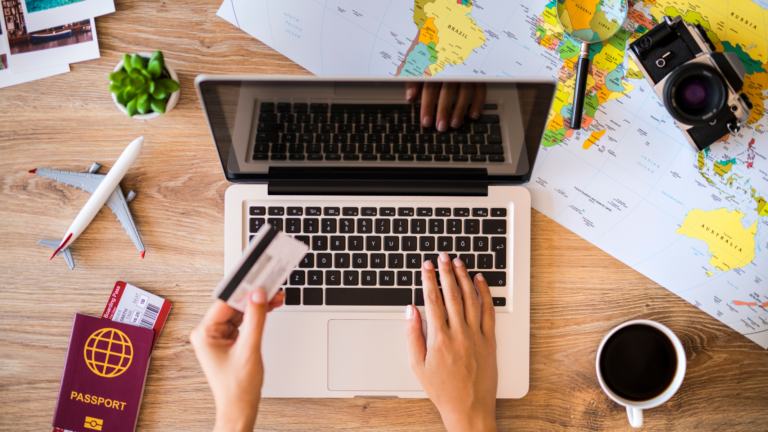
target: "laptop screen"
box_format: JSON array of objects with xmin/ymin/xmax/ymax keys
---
[{"xmin": 196, "ymin": 77, "xmax": 555, "ymax": 184}]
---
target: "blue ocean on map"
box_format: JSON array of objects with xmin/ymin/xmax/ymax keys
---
[{"xmin": 26, "ymin": 0, "xmax": 85, "ymax": 13}]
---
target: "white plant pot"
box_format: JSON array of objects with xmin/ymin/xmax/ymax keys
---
[{"xmin": 111, "ymin": 52, "xmax": 180, "ymax": 120}]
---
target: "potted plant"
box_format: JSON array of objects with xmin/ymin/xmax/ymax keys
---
[{"xmin": 109, "ymin": 51, "xmax": 180, "ymax": 119}]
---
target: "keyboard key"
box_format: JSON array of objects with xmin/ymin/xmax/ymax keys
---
[
  {"xmin": 304, "ymin": 288, "xmax": 323, "ymax": 305},
  {"xmin": 348, "ymin": 236, "xmax": 364, "ymax": 250},
  {"xmin": 371, "ymin": 253, "xmax": 386, "ymax": 268},
  {"xmin": 385, "ymin": 134, "xmax": 399, "ymax": 144},
  {"xmin": 324, "ymin": 207, "xmax": 341, "ymax": 216},
  {"xmin": 285, "ymin": 218, "xmax": 301, "ymax": 233},
  {"xmin": 303, "ymin": 218, "xmax": 319, "ymax": 233},
  {"xmin": 478, "ymin": 254, "xmax": 493, "ymax": 269},
  {"xmin": 268, "ymin": 207, "xmax": 284, "ymax": 216},
  {"xmin": 473, "ymin": 124, "xmax": 489, "ymax": 134},
  {"xmin": 271, "ymin": 154, "xmax": 287, "ymax": 161},
  {"xmin": 330, "ymin": 236, "xmax": 345, "ymax": 251},
  {"xmin": 357, "ymin": 218, "xmax": 373, "ymax": 233},
  {"xmin": 306, "ymin": 143, "xmax": 322, "ymax": 154},
  {"xmin": 333, "ymin": 134, "xmax": 349, "ymax": 144},
  {"xmin": 446, "ymin": 219, "xmax": 462, "ymax": 234},
  {"xmin": 454, "ymin": 208, "xmax": 470, "ymax": 217},
  {"xmin": 249, "ymin": 218, "xmax": 265, "ymax": 233},
  {"xmin": 317, "ymin": 253, "xmax": 332, "ymax": 268},
  {"xmin": 411, "ymin": 219, "xmax": 427, "ymax": 234},
  {"xmin": 393, "ymin": 219, "xmax": 409, "ymax": 234},
  {"xmin": 415, "ymin": 289, "xmax": 424, "ymax": 306},
  {"xmin": 326, "ymin": 270, "xmax": 341, "ymax": 286},
  {"xmin": 453, "ymin": 134, "xmax": 468, "ymax": 144},
  {"xmin": 306, "ymin": 207, "xmax": 322, "ymax": 216},
  {"xmin": 285, "ymin": 287, "xmax": 301, "ymax": 305},
  {"xmin": 406, "ymin": 253, "xmax": 422, "ymax": 269},
  {"xmin": 491, "ymin": 208, "xmax": 507, "ymax": 217},
  {"xmin": 362, "ymin": 207, "xmax": 377, "ymax": 216},
  {"xmin": 492, "ymin": 297, "xmax": 506, "ymax": 307},
  {"xmin": 297, "ymin": 113, "xmax": 312, "ymax": 123},
  {"xmin": 310, "ymin": 103, "xmax": 328, "ymax": 113},
  {"xmin": 315, "ymin": 114, "xmax": 329, "ymax": 124},
  {"xmin": 280, "ymin": 114, "xmax": 295, "ymax": 124},
  {"xmin": 343, "ymin": 270, "xmax": 359, "ymax": 286},
  {"xmin": 317, "ymin": 134, "xmax": 332, "ymax": 144},
  {"xmin": 470, "ymin": 134, "xmax": 485, "ymax": 145},
  {"xmin": 445, "ymin": 145, "xmax": 461, "ymax": 155},
  {"xmin": 271, "ymin": 144, "xmax": 287, "ymax": 154},
  {"xmin": 356, "ymin": 124, "xmax": 369, "ymax": 134},
  {"xmin": 453, "ymin": 155, "xmax": 469, "ymax": 162},
  {"xmin": 289, "ymin": 143, "xmax": 305, "ymax": 153},
  {"xmin": 473, "ymin": 236, "xmax": 489, "ymax": 252},
  {"xmin": 325, "ymin": 288, "xmax": 412, "ymax": 306},
  {"xmin": 250, "ymin": 206, "xmax": 266, "ymax": 216},
  {"xmin": 437, "ymin": 236, "xmax": 453, "ymax": 251},
  {"xmin": 294, "ymin": 235, "xmax": 310, "ymax": 246},
  {"xmin": 406, "ymin": 124, "xmax": 420, "ymax": 134},
  {"xmin": 308, "ymin": 270, "xmax": 323, "ymax": 285},
  {"xmin": 415, "ymin": 271, "xmax": 422, "ymax": 287},
  {"xmin": 276, "ymin": 102, "xmax": 291, "ymax": 113},
  {"xmin": 362, "ymin": 154, "xmax": 379, "ymax": 161},
  {"xmin": 366, "ymin": 236, "xmax": 381, "ymax": 251},
  {"xmin": 417, "ymin": 155, "xmax": 432, "ymax": 161},
  {"xmin": 472, "ymin": 208, "xmax": 489, "ymax": 217},
  {"xmin": 342, "ymin": 207, "xmax": 359, "ymax": 216},
  {"xmin": 398, "ymin": 208, "xmax": 415, "ymax": 217},
  {"xmin": 417, "ymin": 208, "xmax": 433, "ymax": 217},
  {"xmin": 286, "ymin": 123, "xmax": 301, "ymax": 133},
  {"xmin": 489, "ymin": 155, "xmax": 505, "ymax": 162},
  {"xmin": 471, "ymin": 155, "xmax": 487, "ymax": 162},
  {"xmin": 267, "ymin": 218, "xmax": 283, "ymax": 231},
  {"xmin": 419, "ymin": 134, "xmax": 434, "ymax": 144},
  {"xmin": 411, "ymin": 144, "xmax": 426, "ymax": 155},
  {"xmin": 402, "ymin": 236, "xmax": 418, "ymax": 251},
  {"xmin": 380, "ymin": 207, "xmax": 396, "ymax": 216},
  {"xmin": 260, "ymin": 102, "xmax": 276, "ymax": 113},
  {"xmin": 428, "ymin": 144, "xmax": 443, "ymax": 154},
  {"xmin": 389, "ymin": 253, "xmax": 404, "ymax": 268},
  {"xmin": 429, "ymin": 219, "xmax": 444, "ymax": 234},
  {"xmin": 286, "ymin": 207, "xmax": 302, "ymax": 216},
  {"xmin": 455, "ymin": 237, "xmax": 471, "ymax": 251},
  {"xmin": 256, "ymin": 132, "xmax": 280, "ymax": 143},
  {"xmin": 459, "ymin": 254, "xmax": 475, "ymax": 269},
  {"xmin": 398, "ymin": 154, "xmax": 414, "ymax": 161},
  {"xmin": 469, "ymin": 271, "xmax": 506, "ymax": 286},
  {"xmin": 381, "ymin": 154, "xmax": 396, "ymax": 161},
  {"xmin": 299, "ymin": 253, "xmax": 314, "ymax": 268},
  {"xmin": 379, "ymin": 271, "xmax": 395, "ymax": 286},
  {"xmin": 475, "ymin": 114, "xmax": 500, "ymax": 123},
  {"xmin": 330, "ymin": 113, "xmax": 345, "ymax": 123},
  {"xmin": 384, "ymin": 236, "xmax": 400, "ymax": 251},
  {"xmin": 361, "ymin": 271, "xmax": 377, "ymax": 286},
  {"xmin": 376, "ymin": 219, "xmax": 391, "ymax": 234},
  {"xmin": 258, "ymin": 122, "xmax": 283, "ymax": 133},
  {"xmin": 479, "ymin": 145, "xmax": 503, "ymax": 155},
  {"xmin": 436, "ymin": 134, "xmax": 451, "ymax": 144},
  {"xmin": 344, "ymin": 154, "xmax": 360, "ymax": 161},
  {"xmin": 376, "ymin": 144, "xmax": 391, "ymax": 154},
  {"xmin": 464, "ymin": 219, "xmax": 480, "ymax": 234},
  {"xmin": 313, "ymin": 236, "xmax": 328, "ymax": 251},
  {"xmin": 321, "ymin": 123, "xmax": 335, "ymax": 133},
  {"xmin": 335, "ymin": 253, "xmax": 350, "ymax": 268},
  {"xmin": 349, "ymin": 133, "xmax": 365, "ymax": 143},
  {"xmin": 393, "ymin": 144, "xmax": 408, "ymax": 154},
  {"xmin": 253, "ymin": 153, "xmax": 269, "ymax": 160},
  {"xmin": 423, "ymin": 254, "xmax": 439, "ymax": 270},
  {"xmin": 352, "ymin": 253, "xmax": 368, "ymax": 268},
  {"xmin": 359, "ymin": 144, "xmax": 374, "ymax": 154},
  {"xmin": 436, "ymin": 208, "xmax": 451, "ymax": 217},
  {"xmin": 420, "ymin": 236, "xmax": 435, "ymax": 251},
  {"xmin": 290, "ymin": 270, "xmax": 305, "ymax": 285},
  {"xmin": 397, "ymin": 271, "xmax": 412, "ymax": 286},
  {"xmin": 368, "ymin": 134, "xmax": 383, "ymax": 144},
  {"xmin": 463, "ymin": 145, "xmax": 478, "ymax": 155},
  {"xmin": 483, "ymin": 220, "xmax": 507, "ymax": 234},
  {"xmin": 402, "ymin": 133, "xmax": 418, "ymax": 144},
  {"xmin": 254, "ymin": 143, "xmax": 270, "ymax": 153}
]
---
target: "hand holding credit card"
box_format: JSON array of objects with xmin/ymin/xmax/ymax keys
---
[{"xmin": 213, "ymin": 224, "xmax": 308, "ymax": 312}]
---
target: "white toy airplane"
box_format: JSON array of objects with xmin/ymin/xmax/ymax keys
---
[{"xmin": 32, "ymin": 137, "xmax": 145, "ymax": 269}]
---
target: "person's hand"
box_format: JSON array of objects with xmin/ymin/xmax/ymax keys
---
[
  {"xmin": 190, "ymin": 290, "xmax": 285, "ymax": 432},
  {"xmin": 405, "ymin": 253, "xmax": 498, "ymax": 432},
  {"xmin": 406, "ymin": 82, "xmax": 487, "ymax": 132}
]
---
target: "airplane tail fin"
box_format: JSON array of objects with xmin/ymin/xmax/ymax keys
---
[{"xmin": 38, "ymin": 240, "xmax": 75, "ymax": 270}]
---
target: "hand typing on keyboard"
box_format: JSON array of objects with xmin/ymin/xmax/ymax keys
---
[
  {"xmin": 405, "ymin": 252, "xmax": 498, "ymax": 432},
  {"xmin": 405, "ymin": 82, "xmax": 487, "ymax": 132},
  {"xmin": 190, "ymin": 289, "xmax": 286, "ymax": 432}
]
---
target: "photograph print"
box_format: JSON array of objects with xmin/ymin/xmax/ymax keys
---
[{"xmin": 19, "ymin": 0, "xmax": 112, "ymax": 33}]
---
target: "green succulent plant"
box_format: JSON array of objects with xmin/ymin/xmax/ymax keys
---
[{"xmin": 109, "ymin": 51, "xmax": 180, "ymax": 117}]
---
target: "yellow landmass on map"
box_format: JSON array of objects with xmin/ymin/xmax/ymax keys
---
[
  {"xmin": 592, "ymin": 43, "xmax": 625, "ymax": 71},
  {"xmin": 424, "ymin": 0, "xmax": 486, "ymax": 76},
  {"xmin": 419, "ymin": 17, "xmax": 439, "ymax": 45},
  {"xmin": 742, "ymin": 71, "xmax": 768, "ymax": 124},
  {"xmin": 563, "ymin": 0, "xmax": 599, "ymax": 31},
  {"xmin": 752, "ymin": 188, "xmax": 768, "ymax": 217},
  {"xmin": 583, "ymin": 129, "xmax": 606, "ymax": 149},
  {"xmin": 677, "ymin": 208, "xmax": 758, "ymax": 275},
  {"xmin": 713, "ymin": 160, "xmax": 735, "ymax": 177}
]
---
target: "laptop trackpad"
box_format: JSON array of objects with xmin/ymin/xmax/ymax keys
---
[{"xmin": 328, "ymin": 319, "xmax": 423, "ymax": 392}]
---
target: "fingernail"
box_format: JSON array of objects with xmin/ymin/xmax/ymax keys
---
[
  {"xmin": 439, "ymin": 252, "xmax": 450, "ymax": 263},
  {"xmin": 251, "ymin": 290, "xmax": 267, "ymax": 304},
  {"xmin": 406, "ymin": 304, "xmax": 414, "ymax": 319},
  {"xmin": 451, "ymin": 118, "xmax": 460, "ymax": 129},
  {"xmin": 476, "ymin": 273, "xmax": 485, "ymax": 281},
  {"xmin": 470, "ymin": 111, "xmax": 481, "ymax": 120},
  {"xmin": 453, "ymin": 257, "xmax": 464, "ymax": 267},
  {"xmin": 424, "ymin": 260, "xmax": 434, "ymax": 270},
  {"xmin": 437, "ymin": 120, "xmax": 447, "ymax": 132},
  {"xmin": 406, "ymin": 88, "xmax": 415, "ymax": 101},
  {"xmin": 422, "ymin": 116, "xmax": 432, "ymax": 127}
]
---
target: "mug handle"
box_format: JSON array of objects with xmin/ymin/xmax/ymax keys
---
[{"xmin": 627, "ymin": 406, "xmax": 643, "ymax": 428}]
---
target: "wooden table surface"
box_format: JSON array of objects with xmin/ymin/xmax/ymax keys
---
[{"xmin": 1, "ymin": 1, "xmax": 767, "ymax": 431}]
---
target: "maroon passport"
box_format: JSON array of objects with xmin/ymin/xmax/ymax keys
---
[{"xmin": 52, "ymin": 313, "xmax": 154, "ymax": 432}]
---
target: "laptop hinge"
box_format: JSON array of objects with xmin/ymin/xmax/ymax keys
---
[{"xmin": 268, "ymin": 168, "xmax": 488, "ymax": 196}]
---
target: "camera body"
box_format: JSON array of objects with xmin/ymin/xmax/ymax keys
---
[{"xmin": 629, "ymin": 16, "xmax": 752, "ymax": 151}]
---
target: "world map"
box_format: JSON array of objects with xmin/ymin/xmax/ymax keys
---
[{"xmin": 218, "ymin": 0, "xmax": 768, "ymax": 347}]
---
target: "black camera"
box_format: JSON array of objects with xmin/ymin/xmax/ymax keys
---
[{"xmin": 629, "ymin": 16, "xmax": 752, "ymax": 151}]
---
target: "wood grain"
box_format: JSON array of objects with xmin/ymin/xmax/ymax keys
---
[{"xmin": 1, "ymin": 1, "xmax": 766, "ymax": 431}]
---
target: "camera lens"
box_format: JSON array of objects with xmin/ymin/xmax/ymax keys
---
[{"xmin": 663, "ymin": 64, "xmax": 726, "ymax": 126}]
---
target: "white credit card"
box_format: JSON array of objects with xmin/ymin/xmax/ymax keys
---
[{"xmin": 213, "ymin": 223, "xmax": 308, "ymax": 312}]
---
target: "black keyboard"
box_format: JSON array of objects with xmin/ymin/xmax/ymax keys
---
[
  {"xmin": 254, "ymin": 102, "xmax": 505, "ymax": 163},
  {"xmin": 248, "ymin": 204, "xmax": 510, "ymax": 307}
]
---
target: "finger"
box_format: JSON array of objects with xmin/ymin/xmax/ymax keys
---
[
  {"xmin": 452, "ymin": 257, "xmax": 481, "ymax": 330},
  {"xmin": 420, "ymin": 82, "xmax": 441, "ymax": 127},
  {"xmin": 404, "ymin": 305, "xmax": 426, "ymax": 375},
  {"xmin": 475, "ymin": 273, "xmax": 496, "ymax": 337},
  {"xmin": 201, "ymin": 299, "xmax": 242, "ymax": 327},
  {"xmin": 268, "ymin": 291, "xmax": 286, "ymax": 312},
  {"xmin": 406, "ymin": 82, "xmax": 423, "ymax": 103},
  {"xmin": 421, "ymin": 259, "xmax": 447, "ymax": 339},
  {"xmin": 238, "ymin": 289, "xmax": 269, "ymax": 353},
  {"xmin": 469, "ymin": 83, "xmax": 487, "ymax": 120},
  {"xmin": 437, "ymin": 252, "xmax": 465, "ymax": 327},
  {"xmin": 450, "ymin": 82, "xmax": 473, "ymax": 129},
  {"xmin": 435, "ymin": 82, "xmax": 458, "ymax": 132}
]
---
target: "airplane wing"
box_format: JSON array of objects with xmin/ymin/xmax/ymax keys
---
[
  {"xmin": 105, "ymin": 187, "xmax": 146, "ymax": 256},
  {"xmin": 34, "ymin": 169, "xmax": 105, "ymax": 194},
  {"xmin": 38, "ymin": 240, "xmax": 75, "ymax": 270}
]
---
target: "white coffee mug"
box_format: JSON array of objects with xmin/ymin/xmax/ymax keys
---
[{"xmin": 595, "ymin": 320, "xmax": 686, "ymax": 428}]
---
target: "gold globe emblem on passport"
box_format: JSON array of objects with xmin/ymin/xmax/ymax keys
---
[{"xmin": 84, "ymin": 328, "xmax": 133, "ymax": 378}]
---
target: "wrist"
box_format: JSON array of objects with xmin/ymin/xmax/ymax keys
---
[
  {"xmin": 214, "ymin": 405, "xmax": 258, "ymax": 432},
  {"xmin": 441, "ymin": 408, "xmax": 497, "ymax": 432}
]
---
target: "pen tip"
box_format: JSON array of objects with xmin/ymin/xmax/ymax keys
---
[
  {"xmin": 29, "ymin": 169, "xmax": 37, "ymax": 174},
  {"xmin": 140, "ymin": 251, "xmax": 145, "ymax": 259}
]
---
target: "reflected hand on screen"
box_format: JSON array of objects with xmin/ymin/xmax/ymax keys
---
[{"xmin": 406, "ymin": 82, "xmax": 487, "ymax": 132}]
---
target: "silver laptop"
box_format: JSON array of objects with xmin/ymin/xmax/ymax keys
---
[{"xmin": 195, "ymin": 76, "xmax": 556, "ymax": 398}]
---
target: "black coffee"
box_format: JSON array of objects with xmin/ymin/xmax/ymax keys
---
[{"xmin": 599, "ymin": 324, "xmax": 677, "ymax": 401}]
